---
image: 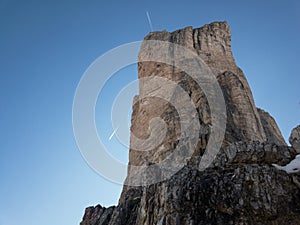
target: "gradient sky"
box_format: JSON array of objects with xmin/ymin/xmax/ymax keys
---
[{"xmin": 1, "ymin": 1, "xmax": 299, "ymax": 225}]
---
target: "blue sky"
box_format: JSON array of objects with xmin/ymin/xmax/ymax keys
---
[{"xmin": 0, "ymin": 0, "xmax": 299, "ymax": 225}]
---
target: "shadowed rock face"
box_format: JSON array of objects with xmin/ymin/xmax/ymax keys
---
[
  {"xmin": 290, "ymin": 125, "xmax": 300, "ymax": 153},
  {"xmin": 257, "ymin": 108, "xmax": 286, "ymax": 146},
  {"xmin": 80, "ymin": 22, "xmax": 300, "ymax": 225}
]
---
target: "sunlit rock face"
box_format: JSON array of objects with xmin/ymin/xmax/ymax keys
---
[{"xmin": 80, "ymin": 22, "xmax": 300, "ymax": 225}]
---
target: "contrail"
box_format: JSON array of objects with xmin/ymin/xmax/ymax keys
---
[
  {"xmin": 109, "ymin": 127, "xmax": 119, "ymax": 141},
  {"xmin": 146, "ymin": 11, "xmax": 153, "ymax": 32}
]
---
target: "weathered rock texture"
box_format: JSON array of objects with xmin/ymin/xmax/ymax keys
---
[
  {"xmin": 80, "ymin": 22, "xmax": 300, "ymax": 225},
  {"xmin": 257, "ymin": 108, "xmax": 286, "ymax": 147},
  {"xmin": 289, "ymin": 125, "xmax": 300, "ymax": 153}
]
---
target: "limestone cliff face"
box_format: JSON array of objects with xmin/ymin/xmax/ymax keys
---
[
  {"xmin": 129, "ymin": 21, "xmax": 269, "ymax": 170},
  {"xmin": 80, "ymin": 22, "xmax": 300, "ymax": 225},
  {"xmin": 139, "ymin": 21, "xmax": 266, "ymax": 145},
  {"xmin": 289, "ymin": 125, "xmax": 300, "ymax": 153},
  {"xmin": 257, "ymin": 108, "xmax": 286, "ymax": 146}
]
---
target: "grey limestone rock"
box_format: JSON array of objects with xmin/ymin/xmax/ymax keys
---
[{"xmin": 289, "ymin": 125, "xmax": 300, "ymax": 153}]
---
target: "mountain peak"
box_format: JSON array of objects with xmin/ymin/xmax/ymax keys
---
[{"xmin": 80, "ymin": 22, "xmax": 300, "ymax": 225}]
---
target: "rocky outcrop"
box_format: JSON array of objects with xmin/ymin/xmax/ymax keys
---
[
  {"xmin": 80, "ymin": 22, "xmax": 299, "ymax": 225},
  {"xmin": 257, "ymin": 108, "xmax": 286, "ymax": 146},
  {"xmin": 80, "ymin": 205, "xmax": 115, "ymax": 225},
  {"xmin": 289, "ymin": 125, "xmax": 300, "ymax": 153}
]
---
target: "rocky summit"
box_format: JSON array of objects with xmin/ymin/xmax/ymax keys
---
[{"xmin": 80, "ymin": 21, "xmax": 300, "ymax": 225}]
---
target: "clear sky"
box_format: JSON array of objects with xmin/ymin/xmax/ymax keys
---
[{"xmin": 0, "ymin": 0, "xmax": 299, "ymax": 225}]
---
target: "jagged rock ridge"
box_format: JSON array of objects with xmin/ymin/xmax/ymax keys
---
[{"xmin": 80, "ymin": 21, "xmax": 300, "ymax": 225}]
